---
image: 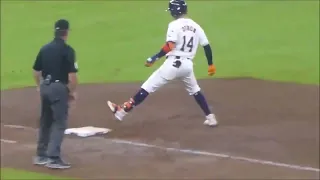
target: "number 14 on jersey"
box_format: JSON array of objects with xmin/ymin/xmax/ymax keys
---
[{"xmin": 180, "ymin": 36, "xmax": 194, "ymax": 52}]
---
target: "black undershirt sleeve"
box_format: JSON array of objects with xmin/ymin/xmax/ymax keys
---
[{"xmin": 203, "ymin": 44, "xmax": 213, "ymax": 66}]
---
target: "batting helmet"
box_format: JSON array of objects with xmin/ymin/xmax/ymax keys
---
[{"xmin": 167, "ymin": 0, "xmax": 188, "ymax": 18}]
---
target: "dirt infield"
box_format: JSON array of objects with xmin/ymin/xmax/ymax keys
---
[{"xmin": 1, "ymin": 78, "xmax": 319, "ymax": 179}]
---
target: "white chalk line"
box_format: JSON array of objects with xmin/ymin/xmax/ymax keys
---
[
  {"xmin": 111, "ymin": 139, "xmax": 319, "ymax": 172},
  {"xmin": 1, "ymin": 139, "xmax": 17, "ymax": 144},
  {"xmin": 2, "ymin": 124, "xmax": 320, "ymax": 172},
  {"xmin": 2, "ymin": 124, "xmax": 35, "ymax": 131}
]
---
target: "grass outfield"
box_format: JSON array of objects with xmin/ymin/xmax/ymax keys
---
[
  {"xmin": 1, "ymin": 1, "xmax": 319, "ymax": 90},
  {"xmin": 0, "ymin": 0, "xmax": 319, "ymax": 179},
  {"xmin": 0, "ymin": 168, "xmax": 73, "ymax": 180}
]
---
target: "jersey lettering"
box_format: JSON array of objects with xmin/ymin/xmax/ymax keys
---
[
  {"xmin": 180, "ymin": 36, "xmax": 194, "ymax": 52},
  {"xmin": 182, "ymin": 25, "xmax": 196, "ymax": 33},
  {"xmin": 165, "ymin": 18, "xmax": 209, "ymax": 59}
]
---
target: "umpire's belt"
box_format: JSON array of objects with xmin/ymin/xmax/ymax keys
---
[
  {"xmin": 48, "ymin": 79, "xmax": 61, "ymax": 83},
  {"xmin": 43, "ymin": 79, "xmax": 62, "ymax": 85}
]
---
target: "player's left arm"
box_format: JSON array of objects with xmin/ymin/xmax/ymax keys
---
[
  {"xmin": 198, "ymin": 27, "xmax": 216, "ymax": 76},
  {"xmin": 145, "ymin": 23, "xmax": 177, "ymax": 67}
]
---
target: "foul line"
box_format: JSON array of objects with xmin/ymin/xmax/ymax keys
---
[
  {"xmin": 2, "ymin": 124, "xmax": 320, "ymax": 173},
  {"xmin": 111, "ymin": 139, "xmax": 319, "ymax": 173},
  {"xmin": 1, "ymin": 139, "xmax": 17, "ymax": 144}
]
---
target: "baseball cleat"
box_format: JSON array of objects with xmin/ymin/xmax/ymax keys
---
[
  {"xmin": 114, "ymin": 109, "xmax": 127, "ymax": 121},
  {"xmin": 107, "ymin": 101, "xmax": 118, "ymax": 113},
  {"xmin": 204, "ymin": 114, "xmax": 218, "ymax": 127},
  {"xmin": 107, "ymin": 100, "xmax": 127, "ymax": 121}
]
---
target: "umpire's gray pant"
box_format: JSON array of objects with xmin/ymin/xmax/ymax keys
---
[{"xmin": 37, "ymin": 82, "xmax": 69, "ymax": 158}]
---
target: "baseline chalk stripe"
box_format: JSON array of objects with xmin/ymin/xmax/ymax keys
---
[
  {"xmin": 1, "ymin": 139, "xmax": 17, "ymax": 144},
  {"xmin": 3, "ymin": 124, "xmax": 36, "ymax": 131},
  {"xmin": 111, "ymin": 139, "xmax": 320, "ymax": 172},
  {"xmin": 2, "ymin": 123, "xmax": 319, "ymax": 172}
]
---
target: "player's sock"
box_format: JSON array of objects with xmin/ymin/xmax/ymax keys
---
[
  {"xmin": 122, "ymin": 88, "xmax": 149, "ymax": 112},
  {"xmin": 193, "ymin": 91, "xmax": 211, "ymax": 116},
  {"xmin": 133, "ymin": 88, "xmax": 149, "ymax": 105}
]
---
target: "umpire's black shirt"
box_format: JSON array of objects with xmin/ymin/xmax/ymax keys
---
[{"xmin": 33, "ymin": 38, "xmax": 78, "ymax": 84}]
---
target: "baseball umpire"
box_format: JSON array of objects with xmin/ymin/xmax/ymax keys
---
[{"xmin": 32, "ymin": 19, "xmax": 78, "ymax": 169}]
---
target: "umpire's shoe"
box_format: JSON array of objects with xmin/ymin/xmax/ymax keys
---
[
  {"xmin": 33, "ymin": 156, "xmax": 49, "ymax": 165},
  {"xmin": 45, "ymin": 157, "xmax": 71, "ymax": 169}
]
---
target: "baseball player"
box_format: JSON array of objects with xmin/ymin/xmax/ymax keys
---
[{"xmin": 107, "ymin": 0, "xmax": 218, "ymax": 127}]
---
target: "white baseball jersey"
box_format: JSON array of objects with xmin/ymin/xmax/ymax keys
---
[
  {"xmin": 141, "ymin": 17, "xmax": 210, "ymax": 96},
  {"xmin": 166, "ymin": 18, "xmax": 209, "ymax": 59}
]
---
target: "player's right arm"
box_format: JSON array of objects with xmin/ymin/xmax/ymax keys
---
[
  {"xmin": 198, "ymin": 27, "xmax": 216, "ymax": 76},
  {"xmin": 145, "ymin": 23, "xmax": 177, "ymax": 67}
]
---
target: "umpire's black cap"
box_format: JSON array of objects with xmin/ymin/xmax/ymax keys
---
[{"xmin": 54, "ymin": 19, "xmax": 69, "ymax": 31}]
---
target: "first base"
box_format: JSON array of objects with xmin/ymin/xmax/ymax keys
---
[{"xmin": 64, "ymin": 126, "xmax": 112, "ymax": 137}]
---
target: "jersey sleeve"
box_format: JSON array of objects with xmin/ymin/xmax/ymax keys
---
[
  {"xmin": 66, "ymin": 47, "xmax": 78, "ymax": 73},
  {"xmin": 166, "ymin": 22, "xmax": 178, "ymax": 43},
  {"xmin": 32, "ymin": 51, "xmax": 42, "ymax": 71},
  {"xmin": 198, "ymin": 26, "xmax": 209, "ymax": 46}
]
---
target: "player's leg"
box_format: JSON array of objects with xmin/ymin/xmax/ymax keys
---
[
  {"xmin": 34, "ymin": 89, "xmax": 52, "ymax": 165},
  {"xmin": 107, "ymin": 69, "xmax": 169, "ymax": 121},
  {"xmin": 182, "ymin": 71, "xmax": 218, "ymax": 127}
]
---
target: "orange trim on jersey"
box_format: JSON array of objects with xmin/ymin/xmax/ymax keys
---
[{"xmin": 162, "ymin": 42, "xmax": 175, "ymax": 53}]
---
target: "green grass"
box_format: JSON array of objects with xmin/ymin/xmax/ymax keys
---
[
  {"xmin": 1, "ymin": 1, "xmax": 319, "ymax": 90},
  {"xmin": 0, "ymin": 168, "xmax": 73, "ymax": 179},
  {"xmin": 0, "ymin": 0, "xmax": 319, "ymax": 179}
]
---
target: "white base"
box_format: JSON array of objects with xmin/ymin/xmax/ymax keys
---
[{"xmin": 65, "ymin": 126, "xmax": 112, "ymax": 137}]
